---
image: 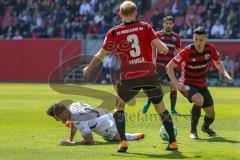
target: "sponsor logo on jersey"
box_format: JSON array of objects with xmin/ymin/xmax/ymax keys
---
[
  {"xmin": 172, "ymin": 37, "xmax": 176, "ymax": 41},
  {"xmin": 205, "ymin": 54, "xmax": 210, "ymax": 60},
  {"xmin": 174, "ymin": 55, "xmax": 182, "ymax": 62},
  {"xmin": 129, "ymin": 57, "xmax": 145, "ymax": 64}
]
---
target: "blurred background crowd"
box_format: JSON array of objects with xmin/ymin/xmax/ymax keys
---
[
  {"xmin": 0, "ymin": 0, "xmax": 239, "ymax": 85},
  {"xmin": 0, "ymin": 0, "xmax": 239, "ymax": 39}
]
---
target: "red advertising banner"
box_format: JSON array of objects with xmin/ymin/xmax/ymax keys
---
[
  {"xmin": 0, "ymin": 39, "xmax": 238, "ymax": 82},
  {"xmin": 0, "ymin": 39, "xmax": 82, "ymax": 82}
]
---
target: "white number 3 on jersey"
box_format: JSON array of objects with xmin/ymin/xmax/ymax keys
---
[{"xmin": 127, "ymin": 34, "xmax": 141, "ymax": 57}]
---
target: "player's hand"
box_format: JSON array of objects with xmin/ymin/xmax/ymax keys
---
[
  {"xmin": 223, "ymin": 71, "xmax": 233, "ymax": 83},
  {"xmin": 59, "ymin": 140, "xmax": 75, "ymax": 146},
  {"xmin": 175, "ymin": 82, "xmax": 186, "ymax": 92},
  {"xmin": 82, "ymin": 66, "xmax": 90, "ymax": 80},
  {"xmin": 160, "ymin": 50, "xmax": 168, "ymax": 55}
]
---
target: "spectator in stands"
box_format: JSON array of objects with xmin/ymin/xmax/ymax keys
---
[
  {"xmin": 218, "ymin": 6, "xmax": 227, "ymax": 23},
  {"xmin": 211, "ymin": 20, "xmax": 224, "ymax": 38},
  {"xmin": 207, "ymin": 0, "xmax": 221, "ymax": 17},
  {"xmin": 97, "ymin": 20, "xmax": 112, "ymax": 39},
  {"xmin": 12, "ymin": 30, "xmax": 22, "ymax": 40},
  {"xmin": 79, "ymin": 0, "xmax": 92, "ymax": 15},
  {"xmin": 101, "ymin": 54, "xmax": 112, "ymax": 84},
  {"xmin": 0, "ymin": 0, "xmax": 239, "ymax": 40},
  {"xmin": 179, "ymin": 24, "xmax": 191, "ymax": 38},
  {"xmin": 5, "ymin": 31, "xmax": 12, "ymax": 39},
  {"xmin": 223, "ymin": 55, "xmax": 234, "ymax": 79},
  {"xmin": 203, "ymin": 9, "xmax": 214, "ymax": 22},
  {"xmin": 150, "ymin": 10, "xmax": 162, "ymax": 30},
  {"xmin": 224, "ymin": 24, "xmax": 233, "ymax": 39},
  {"xmin": 87, "ymin": 20, "xmax": 99, "ymax": 39},
  {"xmin": 94, "ymin": 12, "xmax": 104, "ymax": 25},
  {"xmin": 227, "ymin": 9, "xmax": 237, "ymax": 26},
  {"xmin": 63, "ymin": 22, "xmax": 72, "ymax": 39},
  {"xmin": 204, "ymin": 19, "xmax": 212, "ymax": 37},
  {"xmin": 185, "ymin": 8, "xmax": 196, "ymax": 27},
  {"xmin": 172, "ymin": 0, "xmax": 187, "ymax": 16}
]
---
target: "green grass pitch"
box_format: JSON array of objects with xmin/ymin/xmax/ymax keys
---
[{"xmin": 0, "ymin": 83, "xmax": 239, "ymax": 160}]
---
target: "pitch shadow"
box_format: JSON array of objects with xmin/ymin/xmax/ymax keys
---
[
  {"xmin": 111, "ymin": 151, "xmax": 202, "ymax": 159},
  {"xmin": 198, "ymin": 136, "xmax": 240, "ymax": 144}
]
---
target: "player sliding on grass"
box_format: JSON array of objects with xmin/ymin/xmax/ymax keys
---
[
  {"xmin": 83, "ymin": 1, "xmax": 178, "ymax": 152},
  {"xmin": 167, "ymin": 27, "xmax": 233, "ymax": 139},
  {"xmin": 142, "ymin": 16, "xmax": 181, "ymax": 115},
  {"xmin": 47, "ymin": 101, "xmax": 145, "ymax": 145}
]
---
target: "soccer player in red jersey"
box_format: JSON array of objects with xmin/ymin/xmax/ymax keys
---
[
  {"xmin": 142, "ymin": 16, "xmax": 181, "ymax": 115},
  {"xmin": 167, "ymin": 27, "xmax": 233, "ymax": 139},
  {"xmin": 83, "ymin": 1, "xmax": 178, "ymax": 152}
]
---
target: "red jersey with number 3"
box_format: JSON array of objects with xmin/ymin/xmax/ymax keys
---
[
  {"xmin": 102, "ymin": 21, "xmax": 158, "ymax": 80},
  {"xmin": 172, "ymin": 43, "xmax": 220, "ymax": 88}
]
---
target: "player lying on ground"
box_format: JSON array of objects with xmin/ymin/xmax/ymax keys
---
[
  {"xmin": 47, "ymin": 101, "xmax": 145, "ymax": 145},
  {"xmin": 142, "ymin": 15, "xmax": 181, "ymax": 115},
  {"xmin": 167, "ymin": 27, "xmax": 233, "ymax": 139},
  {"xmin": 83, "ymin": 1, "xmax": 178, "ymax": 152}
]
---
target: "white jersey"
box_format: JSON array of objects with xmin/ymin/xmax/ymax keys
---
[
  {"xmin": 69, "ymin": 102, "xmax": 100, "ymax": 121},
  {"xmin": 68, "ymin": 102, "xmax": 117, "ymax": 140}
]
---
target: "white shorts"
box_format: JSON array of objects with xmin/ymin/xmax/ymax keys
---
[{"xmin": 91, "ymin": 113, "xmax": 117, "ymax": 141}]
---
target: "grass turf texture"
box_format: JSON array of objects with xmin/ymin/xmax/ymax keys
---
[{"xmin": 0, "ymin": 83, "xmax": 239, "ymax": 160}]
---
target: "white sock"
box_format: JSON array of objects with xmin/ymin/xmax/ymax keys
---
[{"xmin": 125, "ymin": 133, "xmax": 138, "ymax": 141}]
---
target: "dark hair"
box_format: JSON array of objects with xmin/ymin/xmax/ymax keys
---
[
  {"xmin": 46, "ymin": 103, "xmax": 66, "ymax": 117},
  {"xmin": 194, "ymin": 27, "xmax": 207, "ymax": 35},
  {"xmin": 47, "ymin": 104, "xmax": 55, "ymax": 117},
  {"xmin": 163, "ymin": 16, "xmax": 174, "ymax": 23}
]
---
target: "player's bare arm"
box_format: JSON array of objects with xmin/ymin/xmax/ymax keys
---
[
  {"xmin": 166, "ymin": 61, "xmax": 186, "ymax": 92},
  {"xmin": 151, "ymin": 38, "xmax": 169, "ymax": 54},
  {"xmin": 75, "ymin": 133, "xmax": 95, "ymax": 145},
  {"xmin": 59, "ymin": 123, "xmax": 77, "ymax": 146},
  {"xmin": 60, "ymin": 122, "xmax": 95, "ymax": 146},
  {"xmin": 60, "ymin": 133, "xmax": 95, "ymax": 146},
  {"xmin": 213, "ymin": 59, "xmax": 233, "ymax": 82},
  {"xmin": 83, "ymin": 48, "xmax": 109, "ymax": 79},
  {"xmin": 69, "ymin": 123, "xmax": 77, "ymax": 142}
]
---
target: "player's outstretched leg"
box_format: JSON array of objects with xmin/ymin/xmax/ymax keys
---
[
  {"xmin": 170, "ymin": 90, "xmax": 180, "ymax": 116},
  {"xmin": 190, "ymin": 105, "xmax": 201, "ymax": 139},
  {"xmin": 160, "ymin": 110, "xmax": 178, "ymax": 151},
  {"xmin": 153, "ymin": 99, "xmax": 178, "ymax": 151},
  {"xmin": 202, "ymin": 106, "xmax": 216, "ymax": 136},
  {"xmin": 189, "ymin": 93, "xmax": 204, "ymax": 139},
  {"xmin": 142, "ymin": 99, "xmax": 151, "ymax": 113},
  {"xmin": 125, "ymin": 133, "xmax": 145, "ymax": 141},
  {"xmin": 113, "ymin": 109, "xmax": 128, "ymax": 152},
  {"xmin": 113, "ymin": 98, "xmax": 128, "ymax": 153}
]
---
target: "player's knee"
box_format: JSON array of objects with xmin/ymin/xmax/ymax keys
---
[
  {"xmin": 211, "ymin": 110, "xmax": 215, "ymax": 118},
  {"xmin": 113, "ymin": 110, "xmax": 125, "ymax": 122},
  {"xmin": 149, "ymin": 96, "xmax": 163, "ymax": 104},
  {"xmin": 204, "ymin": 106, "xmax": 215, "ymax": 118},
  {"xmin": 192, "ymin": 94, "xmax": 204, "ymax": 107},
  {"xmin": 115, "ymin": 97, "xmax": 125, "ymax": 111}
]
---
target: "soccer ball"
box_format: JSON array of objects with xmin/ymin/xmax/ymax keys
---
[{"xmin": 160, "ymin": 126, "xmax": 177, "ymax": 141}]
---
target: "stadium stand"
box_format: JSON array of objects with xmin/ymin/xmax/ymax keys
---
[
  {"xmin": 150, "ymin": 0, "xmax": 240, "ymax": 39},
  {"xmin": 0, "ymin": 0, "xmax": 151, "ymax": 39},
  {"xmin": 0, "ymin": 0, "xmax": 239, "ymax": 86},
  {"xmin": 0, "ymin": 0, "xmax": 239, "ymax": 39}
]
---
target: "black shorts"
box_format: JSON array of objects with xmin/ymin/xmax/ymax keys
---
[
  {"xmin": 181, "ymin": 84, "xmax": 214, "ymax": 108},
  {"xmin": 117, "ymin": 75, "xmax": 163, "ymax": 102},
  {"xmin": 156, "ymin": 66, "xmax": 180, "ymax": 82}
]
